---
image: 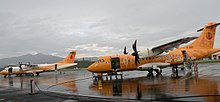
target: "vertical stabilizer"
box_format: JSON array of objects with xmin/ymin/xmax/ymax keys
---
[
  {"xmin": 59, "ymin": 50, "xmax": 76, "ymax": 63},
  {"xmin": 189, "ymin": 22, "xmax": 220, "ymax": 49}
]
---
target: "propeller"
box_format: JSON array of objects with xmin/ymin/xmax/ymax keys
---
[
  {"xmin": 131, "ymin": 40, "xmax": 140, "ymax": 65},
  {"xmin": 19, "ymin": 62, "xmax": 22, "ymax": 68},
  {"xmin": 124, "ymin": 46, "xmax": 128, "ymax": 54}
]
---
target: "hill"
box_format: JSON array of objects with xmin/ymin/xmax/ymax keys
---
[{"xmin": 0, "ymin": 53, "xmax": 63, "ymax": 68}]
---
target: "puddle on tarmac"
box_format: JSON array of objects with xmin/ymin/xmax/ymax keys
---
[{"xmin": 1, "ymin": 64, "xmax": 220, "ymax": 101}]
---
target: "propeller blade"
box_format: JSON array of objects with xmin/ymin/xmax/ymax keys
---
[
  {"xmin": 132, "ymin": 40, "xmax": 140, "ymax": 65},
  {"xmin": 132, "ymin": 40, "xmax": 137, "ymax": 52},
  {"xmin": 124, "ymin": 46, "xmax": 128, "ymax": 54},
  {"xmin": 135, "ymin": 56, "xmax": 140, "ymax": 65}
]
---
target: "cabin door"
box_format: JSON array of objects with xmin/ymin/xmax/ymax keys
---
[{"xmin": 111, "ymin": 57, "xmax": 120, "ymax": 70}]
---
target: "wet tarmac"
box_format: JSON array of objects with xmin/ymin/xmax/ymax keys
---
[{"xmin": 1, "ymin": 64, "xmax": 220, "ymax": 102}]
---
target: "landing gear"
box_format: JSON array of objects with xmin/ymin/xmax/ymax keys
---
[
  {"xmin": 148, "ymin": 68, "xmax": 153, "ymax": 74},
  {"xmin": 181, "ymin": 67, "xmax": 185, "ymax": 70},
  {"xmin": 16, "ymin": 74, "xmax": 23, "ymax": 77},
  {"xmin": 36, "ymin": 73, "xmax": 40, "ymax": 76},
  {"xmin": 171, "ymin": 65, "xmax": 179, "ymax": 78},
  {"xmin": 147, "ymin": 72, "xmax": 154, "ymax": 77},
  {"xmin": 147, "ymin": 68, "xmax": 154, "ymax": 77},
  {"xmin": 146, "ymin": 67, "xmax": 163, "ymax": 77},
  {"xmin": 154, "ymin": 69, "xmax": 162, "ymax": 74},
  {"xmin": 156, "ymin": 73, "xmax": 162, "ymax": 78}
]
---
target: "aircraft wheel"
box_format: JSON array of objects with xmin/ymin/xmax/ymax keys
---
[
  {"xmin": 33, "ymin": 73, "xmax": 37, "ymax": 77},
  {"xmin": 147, "ymin": 72, "xmax": 154, "ymax": 77},
  {"xmin": 148, "ymin": 68, "xmax": 153, "ymax": 73},
  {"xmin": 181, "ymin": 67, "xmax": 185, "ymax": 70},
  {"xmin": 156, "ymin": 73, "xmax": 162, "ymax": 78},
  {"xmin": 4, "ymin": 75, "xmax": 7, "ymax": 78},
  {"xmin": 155, "ymin": 69, "xmax": 162, "ymax": 74},
  {"xmin": 36, "ymin": 73, "xmax": 40, "ymax": 76},
  {"xmin": 159, "ymin": 69, "xmax": 162, "ymax": 74}
]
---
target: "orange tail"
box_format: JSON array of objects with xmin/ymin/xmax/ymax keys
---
[
  {"xmin": 59, "ymin": 50, "xmax": 76, "ymax": 63},
  {"xmin": 188, "ymin": 22, "xmax": 220, "ymax": 49}
]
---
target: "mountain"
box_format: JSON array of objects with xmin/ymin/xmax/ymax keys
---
[
  {"xmin": 0, "ymin": 53, "xmax": 63, "ymax": 68},
  {"xmin": 75, "ymin": 57, "xmax": 98, "ymax": 62}
]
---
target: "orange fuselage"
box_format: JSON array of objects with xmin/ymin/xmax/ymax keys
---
[
  {"xmin": 87, "ymin": 22, "xmax": 220, "ymax": 73},
  {"xmin": 87, "ymin": 48, "xmax": 220, "ymax": 73}
]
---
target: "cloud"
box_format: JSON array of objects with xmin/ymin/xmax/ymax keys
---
[
  {"xmin": 66, "ymin": 43, "xmax": 122, "ymax": 57},
  {"xmin": 0, "ymin": 0, "xmax": 220, "ymax": 59}
]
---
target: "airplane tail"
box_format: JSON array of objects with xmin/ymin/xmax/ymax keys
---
[
  {"xmin": 188, "ymin": 22, "xmax": 220, "ymax": 49},
  {"xmin": 59, "ymin": 50, "xmax": 76, "ymax": 63}
]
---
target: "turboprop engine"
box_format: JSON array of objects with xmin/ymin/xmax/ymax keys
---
[{"xmin": 138, "ymin": 48, "xmax": 162, "ymax": 58}]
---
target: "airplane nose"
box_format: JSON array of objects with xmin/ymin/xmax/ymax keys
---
[{"xmin": 87, "ymin": 63, "xmax": 96, "ymax": 72}]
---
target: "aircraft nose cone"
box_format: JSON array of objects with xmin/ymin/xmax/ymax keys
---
[{"xmin": 87, "ymin": 63, "xmax": 96, "ymax": 72}]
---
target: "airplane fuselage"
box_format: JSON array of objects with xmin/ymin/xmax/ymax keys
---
[
  {"xmin": 0, "ymin": 50, "xmax": 77, "ymax": 76},
  {"xmin": 87, "ymin": 47, "xmax": 220, "ymax": 73},
  {"xmin": 0, "ymin": 62, "xmax": 76, "ymax": 76}
]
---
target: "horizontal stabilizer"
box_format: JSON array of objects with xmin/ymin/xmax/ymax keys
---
[{"xmin": 197, "ymin": 22, "xmax": 220, "ymax": 32}]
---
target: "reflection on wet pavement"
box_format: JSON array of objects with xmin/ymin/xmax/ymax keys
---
[{"xmin": 1, "ymin": 64, "xmax": 220, "ymax": 101}]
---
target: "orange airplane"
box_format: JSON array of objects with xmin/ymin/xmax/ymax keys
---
[
  {"xmin": 87, "ymin": 22, "xmax": 220, "ymax": 77},
  {"xmin": 0, "ymin": 50, "xmax": 77, "ymax": 77}
]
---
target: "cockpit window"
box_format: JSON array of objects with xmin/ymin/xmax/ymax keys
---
[
  {"xmin": 97, "ymin": 59, "xmax": 105, "ymax": 63},
  {"xmin": 101, "ymin": 59, "xmax": 104, "ymax": 62}
]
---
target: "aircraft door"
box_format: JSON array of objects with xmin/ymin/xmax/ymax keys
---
[
  {"xmin": 111, "ymin": 57, "xmax": 120, "ymax": 70},
  {"xmin": 181, "ymin": 50, "xmax": 188, "ymax": 62}
]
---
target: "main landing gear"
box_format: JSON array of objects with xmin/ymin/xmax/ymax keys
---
[
  {"xmin": 147, "ymin": 67, "xmax": 162, "ymax": 77},
  {"xmin": 171, "ymin": 65, "xmax": 179, "ymax": 78}
]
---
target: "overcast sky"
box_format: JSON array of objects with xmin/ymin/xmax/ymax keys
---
[{"xmin": 0, "ymin": 0, "xmax": 220, "ymax": 59}]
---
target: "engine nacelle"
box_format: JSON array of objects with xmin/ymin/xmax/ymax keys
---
[{"xmin": 139, "ymin": 48, "xmax": 161, "ymax": 58}]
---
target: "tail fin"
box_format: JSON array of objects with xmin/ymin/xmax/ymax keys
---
[
  {"xmin": 59, "ymin": 50, "xmax": 76, "ymax": 63},
  {"xmin": 189, "ymin": 22, "xmax": 220, "ymax": 49}
]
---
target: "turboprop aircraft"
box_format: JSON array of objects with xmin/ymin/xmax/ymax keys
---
[
  {"xmin": 87, "ymin": 22, "xmax": 220, "ymax": 77},
  {"xmin": 0, "ymin": 50, "xmax": 77, "ymax": 77}
]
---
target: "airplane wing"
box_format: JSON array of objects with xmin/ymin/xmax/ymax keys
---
[
  {"xmin": 138, "ymin": 37, "xmax": 198, "ymax": 58},
  {"xmin": 152, "ymin": 37, "xmax": 198, "ymax": 54},
  {"xmin": 56, "ymin": 63, "xmax": 77, "ymax": 70},
  {"xmin": 137, "ymin": 62, "xmax": 171, "ymax": 71},
  {"xmin": 25, "ymin": 70, "xmax": 44, "ymax": 73}
]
